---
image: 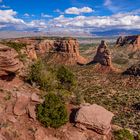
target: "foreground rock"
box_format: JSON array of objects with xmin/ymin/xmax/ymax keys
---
[
  {"xmin": 123, "ymin": 62, "xmax": 140, "ymax": 76},
  {"xmin": 0, "ymin": 44, "xmax": 23, "ymax": 78},
  {"xmin": 75, "ymin": 104, "xmax": 114, "ymax": 135},
  {"xmin": 116, "ymin": 35, "xmax": 140, "ymax": 51},
  {"xmin": 14, "ymin": 94, "xmax": 30, "ymax": 116}
]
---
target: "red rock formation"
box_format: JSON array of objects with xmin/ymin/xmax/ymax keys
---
[
  {"xmin": 93, "ymin": 40, "xmax": 112, "ymax": 66},
  {"xmin": 37, "ymin": 39, "xmax": 55, "ymax": 54},
  {"xmin": 6, "ymin": 37, "xmax": 87, "ymax": 65},
  {"xmin": 46, "ymin": 38, "xmax": 87, "ymax": 65},
  {"xmin": 0, "ymin": 44, "xmax": 23, "ymax": 77},
  {"xmin": 116, "ymin": 35, "xmax": 140, "ymax": 51},
  {"xmin": 88, "ymin": 40, "xmax": 118, "ymax": 73}
]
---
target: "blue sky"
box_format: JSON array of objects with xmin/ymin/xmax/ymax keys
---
[{"xmin": 0, "ymin": 0, "xmax": 140, "ymax": 35}]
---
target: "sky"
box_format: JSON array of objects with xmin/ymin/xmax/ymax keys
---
[{"xmin": 0, "ymin": 0, "xmax": 140, "ymax": 35}]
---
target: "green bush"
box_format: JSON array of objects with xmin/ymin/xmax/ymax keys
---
[
  {"xmin": 2, "ymin": 41, "xmax": 26, "ymax": 53},
  {"xmin": 56, "ymin": 66, "xmax": 76, "ymax": 91},
  {"xmin": 37, "ymin": 92, "xmax": 68, "ymax": 128},
  {"xmin": 27, "ymin": 60, "xmax": 57, "ymax": 91},
  {"xmin": 114, "ymin": 129, "xmax": 134, "ymax": 140}
]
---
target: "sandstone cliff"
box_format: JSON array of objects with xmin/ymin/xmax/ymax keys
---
[
  {"xmin": 10, "ymin": 37, "xmax": 87, "ymax": 65},
  {"xmin": 116, "ymin": 35, "xmax": 140, "ymax": 51},
  {"xmin": 46, "ymin": 38, "xmax": 87, "ymax": 65},
  {"xmin": 0, "ymin": 44, "xmax": 23, "ymax": 79}
]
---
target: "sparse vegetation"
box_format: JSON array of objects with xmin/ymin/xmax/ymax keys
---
[
  {"xmin": 113, "ymin": 129, "xmax": 134, "ymax": 140},
  {"xmin": 37, "ymin": 92, "xmax": 68, "ymax": 128},
  {"xmin": 71, "ymin": 65, "xmax": 140, "ymax": 131},
  {"xmin": 2, "ymin": 41, "xmax": 26, "ymax": 53},
  {"xmin": 56, "ymin": 66, "xmax": 76, "ymax": 91},
  {"xmin": 26, "ymin": 60, "xmax": 57, "ymax": 91}
]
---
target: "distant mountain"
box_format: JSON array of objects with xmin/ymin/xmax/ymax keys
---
[
  {"xmin": 0, "ymin": 29, "xmax": 140, "ymax": 39},
  {"xmin": 0, "ymin": 31, "xmax": 92, "ymax": 39},
  {"xmin": 92, "ymin": 29, "xmax": 140, "ymax": 36}
]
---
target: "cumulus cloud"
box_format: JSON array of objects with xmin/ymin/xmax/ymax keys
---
[
  {"xmin": 1, "ymin": 9, "xmax": 140, "ymax": 34},
  {"xmin": 50, "ymin": 13, "xmax": 140, "ymax": 32},
  {"xmin": 41, "ymin": 13, "xmax": 52, "ymax": 18},
  {"xmin": 65, "ymin": 7, "xmax": 94, "ymax": 15},
  {"xmin": 0, "ymin": 9, "xmax": 25, "ymax": 24}
]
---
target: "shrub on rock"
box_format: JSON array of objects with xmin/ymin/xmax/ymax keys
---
[{"xmin": 36, "ymin": 92, "xmax": 68, "ymax": 128}]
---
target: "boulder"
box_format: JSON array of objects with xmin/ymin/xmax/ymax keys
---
[
  {"xmin": 0, "ymin": 44, "xmax": 23, "ymax": 77},
  {"xmin": 75, "ymin": 104, "xmax": 114, "ymax": 135},
  {"xmin": 13, "ymin": 94, "xmax": 29, "ymax": 116},
  {"xmin": 31, "ymin": 93, "xmax": 43, "ymax": 103}
]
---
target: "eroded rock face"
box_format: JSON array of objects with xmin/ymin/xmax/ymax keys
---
[
  {"xmin": 10, "ymin": 37, "xmax": 87, "ymax": 65},
  {"xmin": 0, "ymin": 44, "xmax": 23, "ymax": 77},
  {"xmin": 46, "ymin": 38, "xmax": 87, "ymax": 65},
  {"xmin": 93, "ymin": 40, "xmax": 112, "ymax": 66},
  {"xmin": 123, "ymin": 63, "xmax": 140, "ymax": 76},
  {"xmin": 75, "ymin": 104, "xmax": 114, "ymax": 135},
  {"xmin": 116, "ymin": 35, "xmax": 140, "ymax": 51}
]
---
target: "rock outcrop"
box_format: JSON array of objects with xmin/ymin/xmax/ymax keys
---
[
  {"xmin": 87, "ymin": 40, "xmax": 117, "ymax": 73},
  {"xmin": 9, "ymin": 37, "xmax": 87, "ymax": 65},
  {"xmin": 123, "ymin": 63, "xmax": 140, "ymax": 76},
  {"xmin": 116, "ymin": 35, "xmax": 140, "ymax": 51},
  {"xmin": 0, "ymin": 44, "xmax": 23, "ymax": 78},
  {"xmin": 75, "ymin": 104, "xmax": 114, "ymax": 135},
  {"xmin": 45, "ymin": 38, "xmax": 87, "ymax": 65},
  {"xmin": 93, "ymin": 40, "xmax": 112, "ymax": 66}
]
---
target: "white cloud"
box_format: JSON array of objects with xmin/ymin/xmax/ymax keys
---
[
  {"xmin": 24, "ymin": 13, "xmax": 30, "ymax": 17},
  {"xmin": 50, "ymin": 13, "xmax": 140, "ymax": 32},
  {"xmin": 104, "ymin": 0, "xmax": 119, "ymax": 13},
  {"xmin": 41, "ymin": 13, "xmax": 52, "ymax": 18},
  {"xmin": 0, "ymin": 5, "xmax": 10, "ymax": 8},
  {"xmin": 0, "ymin": 9, "xmax": 140, "ymax": 34},
  {"xmin": 65, "ymin": 7, "xmax": 94, "ymax": 15},
  {"xmin": 54, "ymin": 9, "xmax": 64, "ymax": 14},
  {"xmin": 0, "ymin": 9, "xmax": 25, "ymax": 24}
]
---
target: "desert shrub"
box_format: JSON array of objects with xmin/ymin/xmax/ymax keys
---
[
  {"xmin": 27, "ymin": 60, "xmax": 57, "ymax": 91},
  {"xmin": 57, "ymin": 89, "xmax": 72, "ymax": 102},
  {"xmin": 56, "ymin": 66, "xmax": 76, "ymax": 91},
  {"xmin": 113, "ymin": 58, "xmax": 129, "ymax": 65},
  {"xmin": 113, "ymin": 129, "xmax": 134, "ymax": 140},
  {"xmin": 37, "ymin": 92, "xmax": 68, "ymax": 128},
  {"xmin": 2, "ymin": 41, "xmax": 26, "ymax": 53},
  {"xmin": 137, "ymin": 133, "xmax": 140, "ymax": 140}
]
